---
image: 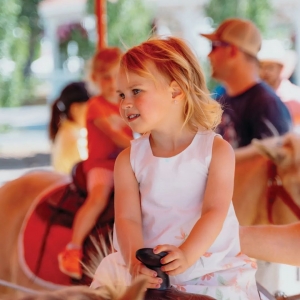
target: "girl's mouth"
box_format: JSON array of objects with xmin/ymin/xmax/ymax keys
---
[{"xmin": 127, "ymin": 114, "xmax": 140, "ymax": 122}]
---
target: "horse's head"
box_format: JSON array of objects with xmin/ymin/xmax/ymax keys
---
[
  {"xmin": 252, "ymin": 132, "xmax": 300, "ymax": 205},
  {"xmin": 8, "ymin": 279, "xmax": 147, "ymax": 300}
]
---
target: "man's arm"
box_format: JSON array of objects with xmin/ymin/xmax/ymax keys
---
[
  {"xmin": 234, "ymin": 144, "xmax": 262, "ymax": 163},
  {"xmin": 240, "ymin": 223, "xmax": 300, "ymax": 266}
]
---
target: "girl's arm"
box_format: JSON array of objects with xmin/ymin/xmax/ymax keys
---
[
  {"xmin": 158, "ymin": 136, "xmax": 235, "ymax": 274},
  {"xmin": 181, "ymin": 136, "xmax": 235, "ymax": 265},
  {"xmin": 94, "ymin": 116, "xmax": 131, "ymax": 149},
  {"xmin": 114, "ymin": 147, "xmax": 143, "ymax": 265},
  {"xmin": 114, "ymin": 148, "xmax": 163, "ymax": 288},
  {"xmin": 240, "ymin": 223, "xmax": 300, "ymax": 266}
]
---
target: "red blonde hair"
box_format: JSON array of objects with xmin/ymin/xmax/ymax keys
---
[{"xmin": 120, "ymin": 36, "xmax": 222, "ymax": 130}]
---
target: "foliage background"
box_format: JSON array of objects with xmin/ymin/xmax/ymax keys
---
[
  {"xmin": 0, "ymin": 0, "xmax": 292, "ymax": 106},
  {"xmin": 0, "ymin": 0, "xmax": 42, "ymax": 107},
  {"xmin": 204, "ymin": 0, "xmax": 273, "ymax": 33},
  {"xmin": 0, "ymin": 0, "xmax": 153, "ymax": 107},
  {"xmin": 86, "ymin": 0, "xmax": 153, "ymax": 49}
]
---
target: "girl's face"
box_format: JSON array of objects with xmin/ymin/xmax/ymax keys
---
[
  {"xmin": 117, "ymin": 63, "xmax": 175, "ymax": 134},
  {"xmin": 92, "ymin": 63, "xmax": 119, "ymax": 103}
]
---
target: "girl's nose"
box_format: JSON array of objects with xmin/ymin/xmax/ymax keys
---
[
  {"xmin": 121, "ymin": 100, "xmax": 133, "ymax": 109},
  {"xmin": 124, "ymin": 103, "xmax": 133, "ymax": 109}
]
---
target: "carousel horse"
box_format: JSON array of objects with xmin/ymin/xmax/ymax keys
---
[
  {"xmin": 3, "ymin": 274, "xmax": 214, "ymax": 300},
  {"xmin": 0, "ymin": 132, "xmax": 300, "ymax": 297},
  {"xmin": 0, "ymin": 162, "xmax": 114, "ymax": 296},
  {"xmin": 233, "ymin": 132, "xmax": 300, "ymax": 225},
  {"xmin": 2, "ymin": 278, "xmax": 148, "ymax": 300}
]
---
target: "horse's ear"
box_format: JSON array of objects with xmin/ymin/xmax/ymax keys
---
[
  {"xmin": 118, "ymin": 277, "xmax": 147, "ymax": 300},
  {"xmin": 252, "ymin": 135, "xmax": 297, "ymax": 169},
  {"xmin": 251, "ymin": 138, "xmax": 280, "ymax": 161}
]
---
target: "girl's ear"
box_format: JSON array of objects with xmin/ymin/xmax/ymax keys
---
[{"xmin": 170, "ymin": 80, "xmax": 184, "ymax": 100}]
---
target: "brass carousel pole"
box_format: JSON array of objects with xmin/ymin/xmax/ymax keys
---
[{"xmin": 95, "ymin": 0, "xmax": 107, "ymax": 49}]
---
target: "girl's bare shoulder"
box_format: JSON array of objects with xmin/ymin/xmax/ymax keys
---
[{"xmin": 212, "ymin": 135, "xmax": 235, "ymax": 160}]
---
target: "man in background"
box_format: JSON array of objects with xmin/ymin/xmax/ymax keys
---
[
  {"xmin": 200, "ymin": 18, "xmax": 292, "ymax": 161},
  {"xmin": 258, "ymin": 39, "xmax": 300, "ymax": 128}
]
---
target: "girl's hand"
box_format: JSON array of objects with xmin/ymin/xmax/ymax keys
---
[
  {"xmin": 153, "ymin": 244, "xmax": 190, "ymax": 276},
  {"xmin": 129, "ymin": 261, "xmax": 163, "ymax": 289}
]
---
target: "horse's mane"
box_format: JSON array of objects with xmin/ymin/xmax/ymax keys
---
[
  {"xmin": 11, "ymin": 286, "xmax": 119, "ymax": 300},
  {"xmin": 82, "ymin": 235, "xmax": 114, "ymax": 280},
  {"xmin": 5, "ymin": 280, "xmax": 147, "ymax": 300},
  {"xmin": 3, "ymin": 233, "xmax": 147, "ymax": 300}
]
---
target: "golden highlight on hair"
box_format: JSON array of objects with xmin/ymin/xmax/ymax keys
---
[{"xmin": 120, "ymin": 36, "xmax": 223, "ymax": 130}]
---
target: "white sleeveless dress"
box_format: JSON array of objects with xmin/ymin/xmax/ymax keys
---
[{"xmin": 91, "ymin": 131, "xmax": 260, "ymax": 299}]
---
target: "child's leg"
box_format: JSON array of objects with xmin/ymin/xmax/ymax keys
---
[
  {"xmin": 58, "ymin": 167, "xmax": 113, "ymax": 279},
  {"xmin": 71, "ymin": 167, "xmax": 113, "ymax": 246}
]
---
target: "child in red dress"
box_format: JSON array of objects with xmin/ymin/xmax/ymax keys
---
[{"xmin": 58, "ymin": 48, "xmax": 133, "ymax": 279}]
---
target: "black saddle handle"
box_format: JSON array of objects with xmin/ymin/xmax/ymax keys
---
[{"xmin": 136, "ymin": 248, "xmax": 170, "ymax": 290}]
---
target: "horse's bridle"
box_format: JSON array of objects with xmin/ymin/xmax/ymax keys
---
[{"xmin": 267, "ymin": 162, "xmax": 300, "ymax": 223}]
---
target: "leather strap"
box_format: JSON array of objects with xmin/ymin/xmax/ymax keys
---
[{"xmin": 267, "ymin": 162, "xmax": 300, "ymax": 223}]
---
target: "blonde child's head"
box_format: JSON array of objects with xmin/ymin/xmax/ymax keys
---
[
  {"xmin": 120, "ymin": 36, "xmax": 223, "ymax": 130},
  {"xmin": 91, "ymin": 47, "xmax": 122, "ymax": 74},
  {"xmin": 90, "ymin": 47, "xmax": 123, "ymax": 102}
]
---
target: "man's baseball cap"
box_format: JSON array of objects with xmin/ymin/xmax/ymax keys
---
[{"xmin": 200, "ymin": 18, "xmax": 262, "ymax": 57}]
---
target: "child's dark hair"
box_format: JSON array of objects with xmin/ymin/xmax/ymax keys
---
[{"xmin": 49, "ymin": 81, "xmax": 90, "ymax": 142}]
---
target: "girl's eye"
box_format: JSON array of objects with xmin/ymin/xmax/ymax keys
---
[
  {"xmin": 119, "ymin": 93, "xmax": 125, "ymax": 99},
  {"xmin": 132, "ymin": 89, "xmax": 141, "ymax": 95}
]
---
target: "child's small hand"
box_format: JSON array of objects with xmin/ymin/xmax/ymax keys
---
[
  {"xmin": 130, "ymin": 261, "xmax": 163, "ymax": 289},
  {"xmin": 153, "ymin": 244, "xmax": 190, "ymax": 276},
  {"xmin": 107, "ymin": 114, "xmax": 126, "ymax": 131}
]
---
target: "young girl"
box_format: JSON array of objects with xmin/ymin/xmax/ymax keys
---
[
  {"xmin": 49, "ymin": 81, "xmax": 89, "ymax": 174},
  {"xmin": 91, "ymin": 36, "xmax": 259, "ymax": 299},
  {"xmin": 58, "ymin": 48, "xmax": 133, "ymax": 280}
]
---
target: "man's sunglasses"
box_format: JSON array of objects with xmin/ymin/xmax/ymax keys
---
[{"xmin": 211, "ymin": 41, "xmax": 231, "ymax": 51}]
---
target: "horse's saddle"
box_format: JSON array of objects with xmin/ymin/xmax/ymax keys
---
[
  {"xmin": 20, "ymin": 161, "xmax": 114, "ymax": 287},
  {"xmin": 36, "ymin": 161, "xmax": 114, "ymax": 228}
]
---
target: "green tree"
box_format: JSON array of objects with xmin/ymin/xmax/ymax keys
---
[
  {"xmin": 0, "ymin": 0, "xmax": 153, "ymax": 107},
  {"xmin": 18, "ymin": 0, "xmax": 43, "ymax": 77},
  {"xmin": 87, "ymin": 0, "xmax": 153, "ymax": 50},
  {"xmin": 107, "ymin": 0, "xmax": 153, "ymax": 49},
  {"xmin": 0, "ymin": 0, "xmax": 21, "ymax": 107},
  {"xmin": 204, "ymin": 0, "xmax": 273, "ymax": 33},
  {"xmin": 0, "ymin": 0, "xmax": 42, "ymax": 107}
]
